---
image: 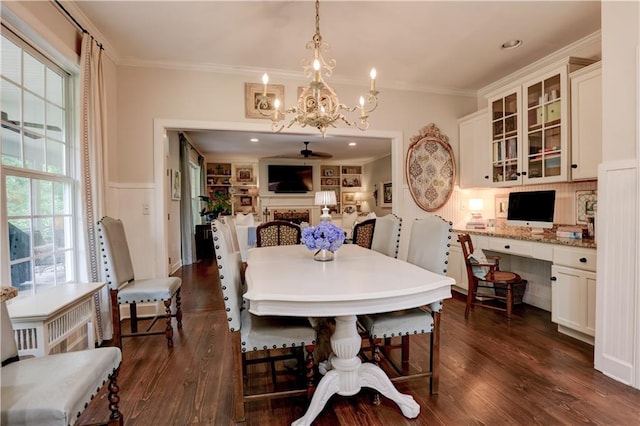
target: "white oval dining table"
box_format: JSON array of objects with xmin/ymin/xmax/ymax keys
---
[{"xmin": 245, "ymin": 244, "xmax": 454, "ymax": 426}]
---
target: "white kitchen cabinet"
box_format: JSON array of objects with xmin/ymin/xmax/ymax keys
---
[
  {"xmin": 447, "ymin": 239, "xmax": 467, "ymax": 293},
  {"xmin": 551, "ymin": 246, "xmax": 597, "ymax": 344},
  {"xmin": 485, "ymin": 57, "xmax": 594, "ymax": 187},
  {"xmin": 570, "ymin": 62, "xmax": 602, "ymax": 181},
  {"xmin": 458, "ymin": 109, "xmax": 490, "ymax": 188}
]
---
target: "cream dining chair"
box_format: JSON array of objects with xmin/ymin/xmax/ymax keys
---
[
  {"xmin": 97, "ymin": 216, "xmax": 183, "ymax": 348},
  {"xmin": 358, "ymin": 214, "xmax": 452, "ymax": 401},
  {"xmin": 370, "ymin": 213, "xmax": 402, "ymax": 258},
  {"xmin": 1, "ymin": 287, "xmax": 123, "ymax": 426},
  {"xmin": 210, "ymin": 220, "xmax": 317, "ymax": 422}
]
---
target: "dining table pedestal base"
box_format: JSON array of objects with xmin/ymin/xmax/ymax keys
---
[{"xmin": 292, "ymin": 315, "xmax": 420, "ymax": 426}]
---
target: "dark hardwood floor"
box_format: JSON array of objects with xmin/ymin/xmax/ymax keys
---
[{"xmin": 80, "ymin": 259, "xmax": 640, "ymax": 425}]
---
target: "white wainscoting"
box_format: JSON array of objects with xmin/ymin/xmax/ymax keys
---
[{"xmin": 594, "ymin": 160, "xmax": 639, "ymax": 388}]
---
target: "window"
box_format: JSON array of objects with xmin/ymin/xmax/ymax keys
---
[{"xmin": 1, "ymin": 26, "xmax": 76, "ymax": 294}]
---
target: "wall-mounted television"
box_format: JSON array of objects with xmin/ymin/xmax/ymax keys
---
[
  {"xmin": 267, "ymin": 164, "xmax": 313, "ymax": 193},
  {"xmin": 507, "ymin": 190, "xmax": 556, "ymax": 232}
]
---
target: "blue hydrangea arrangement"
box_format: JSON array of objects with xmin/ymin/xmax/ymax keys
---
[{"xmin": 302, "ymin": 222, "xmax": 345, "ymax": 252}]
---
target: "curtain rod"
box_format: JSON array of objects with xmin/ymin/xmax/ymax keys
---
[{"xmin": 53, "ymin": 0, "xmax": 104, "ymax": 50}]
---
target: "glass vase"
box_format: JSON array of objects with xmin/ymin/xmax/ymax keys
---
[{"xmin": 313, "ymin": 249, "xmax": 334, "ymax": 262}]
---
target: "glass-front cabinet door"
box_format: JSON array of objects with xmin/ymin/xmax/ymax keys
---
[
  {"xmin": 522, "ymin": 69, "xmax": 569, "ymax": 183},
  {"xmin": 490, "ymin": 89, "xmax": 521, "ymax": 186}
]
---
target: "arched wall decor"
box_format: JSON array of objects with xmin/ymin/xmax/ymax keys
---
[{"xmin": 406, "ymin": 123, "xmax": 456, "ymax": 212}]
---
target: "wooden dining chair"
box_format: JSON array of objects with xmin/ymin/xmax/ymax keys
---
[
  {"xmin": 352, "ymin": 218, "xmax": 376, "ymax": 249},
  {"xmin": 256, "ymin": 220, "xmax": 301, "ymax": 247},
  {"xmin": 358, "ymin": 215, "xmax": 452, "ymax": 401},
  {"xmin": 370, "ymin": 214, "xmax": 402, "ymax": 258},
  {"xmin": 211, "ymin": 220, "xmax": 317, "ymax": 422},
  {"xmin": 1, "ymin": 288, "xmax": 123, "ymax": 426},
  {"xmin": 458, "ymin": 233, "xmax": 528, "ymax": 320},
  {"xmin": 97, "ymin": 216, "xmax": 183, "ymax": 348}
]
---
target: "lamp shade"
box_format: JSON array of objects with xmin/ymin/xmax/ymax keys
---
[
  {"xmin": 469, "ymin": 198, "xmax": 484, "ymax": 211},
  {"xmin": 315, "ymin": 190, "xmax": 337, "ymax": 206}
]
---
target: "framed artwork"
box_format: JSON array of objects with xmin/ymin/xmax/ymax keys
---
[
  {"xmin": 240, "ymin": 196, "xmax": 252, "ymax": 207},
  {"xmin": 342, "ymin": 192, "xmax": 356, "ymax": 205},
  {"xmin": 171, "ymin": 169, "xmax": 181, "ymax": 200},
  {"xmin": 245, "ymin": 83, "xmax": 284, "ymax": 119},
  {"xmin": 236, "ymin": 166, "xmax": 253, "ymax": 182},
  {"xmin": 495, "ymin": 194, "xmax": 509, "ymax": 219},
  {"xmin": 405, "ymin": 123, "xmax": 455, "ymax": 212},
  {"xmin": 576, "ymin": 190, "xmax": 597, "ymax": 224},
  {"xmin": 381, "ymin": 181, "xmax": 392, "ymax": 207}
]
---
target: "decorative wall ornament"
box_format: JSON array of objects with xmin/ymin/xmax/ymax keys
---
[{"xmin": 406, "ymin": 123, "xmax": 456, "ymax": 212}]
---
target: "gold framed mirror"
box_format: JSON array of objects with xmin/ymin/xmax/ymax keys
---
[{"xmin": 406, "ymin": 123, "xmax": 456, "ymax": 212}]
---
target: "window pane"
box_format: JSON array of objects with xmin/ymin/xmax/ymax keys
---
[
  {"xmin": 46, "ymin": 68, "xmax": 63, "ymax": 106},
  {"xmin": 1, "ymin": 78, "xmax": 22, "ymax": 123},
  {"xmin": 46, "ymin": 103, "xmax": 65, "ymax": 141},
  {"xmin": 6, "ymin": 175, "xmax": 30, "ymax": 216},
  {"xmin": 33, "ymin": 179, "xmax": 52, "ymax": 216},
  {"xmin": 1, "ymin": 35, "xmax": 21, "ymax": 84},
  {"xmin": 23, "ymin": 91, "xmax": 45, "ymax": 137},
  {"xmin": 11, "ymin": 260, "xmax": 32, "ymax": 290},
  {"xmin": 23, "ymin": 130, "xmax": 45, "ymax": 171},
  {"xmin": 53, "ymin": 181, "xmax": 70, "ymax": 214},
  {"xmin": 55, "ymin": 216, "xmax": 72, "ymax": 249},
  {"xmin": 23, "ymin": 52, "xmax": 44, "ymax": 97},
  {"xmin": 1, "ymin": 126, "xmax": 22, "ymax": 166},
  {"xmin": 46, "ymin": 139, "xmax": 65, "ymax": 174}
]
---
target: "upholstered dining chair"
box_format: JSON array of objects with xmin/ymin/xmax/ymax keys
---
[
  {"xmin": 370, "ymin": 214, "xmax": 402, "ymax": 258},
  {"xmin": 458, "ymin": 233, "xmax": 528, "ymax": 320},
  {"xmin": 211, "ymin": 220, "xmax": 316, "ymax": 422},
  {"xmin": 352, "ymin": 218, "xmax": 376, "ymax": 249},
  {"xmin": 358, "ymin": 214, "xmax": 452, "ymax": 401},
  {"xmin": 1, "ymin": 287, "xmax": 123, "ymax": 426},
  {"xmin": 256, "ymin": 220, "xmax": 301, "ymax": 247},
  {"xmin": 97, "ymin": 216, "xmax": 183, "ymax": 348}
]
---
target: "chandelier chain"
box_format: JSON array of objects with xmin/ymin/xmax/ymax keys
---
[{"xmin": 256, "ymin": 0, "xmax": 378, "ymax": 137}]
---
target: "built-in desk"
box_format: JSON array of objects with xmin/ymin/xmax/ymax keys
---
[{"xmin": 450, "ymin": 228, "xmax": 596, "ymax": 344}]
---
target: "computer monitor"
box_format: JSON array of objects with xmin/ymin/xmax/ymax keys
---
[{"xmin": 507, "ymin": 190, "xmax": 556, "ymax": 233}]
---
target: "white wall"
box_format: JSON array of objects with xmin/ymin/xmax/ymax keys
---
[{"xmin": 595, "ymin": 1, "xmax": 640, "ymax": 389}]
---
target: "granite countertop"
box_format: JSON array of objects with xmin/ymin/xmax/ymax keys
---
[{"xmin": 453, "ymin": 227, "xmax": 597, "ymax": 249}]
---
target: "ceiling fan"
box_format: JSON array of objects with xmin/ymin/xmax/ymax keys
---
[{"xmin": 274, "ymin": 141, "xmax": 333, "ymax": 159}]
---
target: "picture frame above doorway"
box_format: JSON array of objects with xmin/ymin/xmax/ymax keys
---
[{"xmin": 245, "ymin": 83, "xmax": 284, "ymax": 119}]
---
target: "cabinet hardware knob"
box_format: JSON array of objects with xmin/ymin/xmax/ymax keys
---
[
  {"xmin": 579, "ymin": 257, "xmax": 587, "ymax": 263},
  {"xmin": 516, "ymin": 172, "xmax": 521, "ymax": 176},
  {"xmin": 504, "ymin": 245, "xmax": 510, "ymax": 249},
  {"xmin": 522, "ymin": 171, "xmax": 527, "ymax": 176},
  {"xmin": 550, "ymin": 276, "xmax": 557, "ymax": 281},
  {"xmin": 484, "ymin": 175, "xmax": 489, "ymax": 179},
  {"xmin": 571, "ymin": 164, "xmax": 578, "ymax": 169}
]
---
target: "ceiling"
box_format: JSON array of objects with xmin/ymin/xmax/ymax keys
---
[{"xmin": 72, "ymin": 0, "xmax": 601, "ymax": 162}]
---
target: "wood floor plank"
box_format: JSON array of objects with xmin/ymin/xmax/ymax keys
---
[{"xmin": 78, "ymin": 259, "xmax": 640, "ymax": 425}]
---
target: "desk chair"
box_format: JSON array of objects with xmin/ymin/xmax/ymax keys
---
[
  {"xmin": 97, "ymin": 216, "xmax": 182, "ymax": 348},
  {"xmin": 256, "ymin": 220, "xmax": 301, "ymax": 247},
  {"xmin": 211, "ymin": 220, "xmax": 316, "ymax": 422},
  {"xmin": 458, "ymin": 233, "xmax": 527, "ymax": 320},
  {"xmin": 359, "ymin": 215, "xmax": 452, "ymax": 401},
  {"xmin": 1, "ymin": 287, "xmax": 123, "ymax": 426},
  {"xmin": 352, "ymin": 218, "xmax": 376, "ymax": 249}
]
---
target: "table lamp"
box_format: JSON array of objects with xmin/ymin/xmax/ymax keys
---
[
  {"xmin": 466, "ymin": 198, "xmax": 486, "ymax": 229},
  {"xmin": 315, "ymin": 190, "xmax": 337, "ymax": 222}
]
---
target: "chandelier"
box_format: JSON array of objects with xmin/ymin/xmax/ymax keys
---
[{"xmin": 258, "ymin": 0, "xmax": 378, "ymax": 137}]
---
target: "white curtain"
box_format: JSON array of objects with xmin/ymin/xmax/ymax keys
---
[{"xmin": 79, "ymin": 33, "xmax": 111, "ymax": 343}]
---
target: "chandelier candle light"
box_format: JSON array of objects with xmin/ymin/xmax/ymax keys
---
[
  {"xmin": 258, "ymin": 0, "xmax": 378, "ymax": 137},
  {"xmin": 302, "ymin": 221, "xmax": 346, "ymax": 262}
]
